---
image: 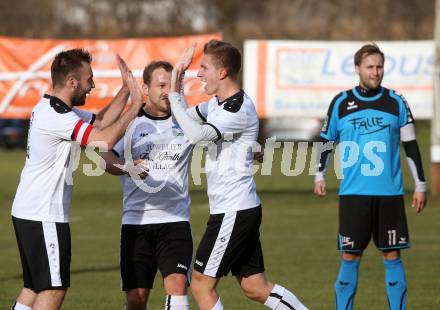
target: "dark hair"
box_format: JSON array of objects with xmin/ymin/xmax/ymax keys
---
[
  {"xmin": 203, "ymin": 40, "xmax": 241, "ymax": 79},
  {"xmin": 354, "ymin": 43, "xmax": 385, "ymax": 66},
  {"xmin": 51, "ymin": 49, "xmax": 92, "ymax": 87},
  {"xmin": 142, "ymin": 61, "xmax": 173, "ymax": 86}
]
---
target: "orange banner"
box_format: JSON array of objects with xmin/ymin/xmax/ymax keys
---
[{"xmin": 0, "ymin": 34, "xmax": 221, "ymax": 119}]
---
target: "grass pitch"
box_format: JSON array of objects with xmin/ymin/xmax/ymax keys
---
[{"xmin": 0, "ymin": 121, "xmax": 439, "ymax": 309}]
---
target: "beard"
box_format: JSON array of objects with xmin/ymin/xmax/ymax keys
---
[
  {"xmin": 71, "ymin": 87, "xmax": 88, "ymax": 106},
  {"xmin": 360, "ymin": 75, "xmax": 383, "ymax": 90},
  {"xmin": 365, "ymin": 79, "xmax": 381, "ymax": 90}
]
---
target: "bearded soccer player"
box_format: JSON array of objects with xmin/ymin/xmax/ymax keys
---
[
  {"xmin": 10, "ymin": 49, "xmax": 144, "ymax": 310},
  {"xmin": 168, "ymin": 41, "xmax": 308, "ymax": 310},
  {"xmin": 101, "ymin": 60, "xmax": 193, "ymax": 310},
  {"xmin": 314, "ymin": 43, "xmax": 427, "ymax": 310}
]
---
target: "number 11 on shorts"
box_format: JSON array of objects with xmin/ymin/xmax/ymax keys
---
[{"xmin": 387, "ymin": 229, "xmax": 396, "ymax": 246}]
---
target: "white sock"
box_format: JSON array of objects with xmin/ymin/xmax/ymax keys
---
[
  {"xmin": 264, "ymin": 284, "xmax": 308, "ymax": 310},
  {"xmin": 165, "ymin": 295, "xmax": 189, "ymax": 309},
  {"xmin": 11, "ymin": 301, "xmax": 32, "ymax": 310},
  {"xmin": 211, "ymin": 298, "xmax": 223, "ymax": 310}
]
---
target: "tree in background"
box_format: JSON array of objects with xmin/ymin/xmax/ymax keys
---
[{"xmin": 0, "ymin": 0, "xmax": 435, "ymax": 42}]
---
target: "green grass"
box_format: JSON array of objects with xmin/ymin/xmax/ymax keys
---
[{"xmin": 0, "ymin": 121, "xmax": 439, "ymax": 309}]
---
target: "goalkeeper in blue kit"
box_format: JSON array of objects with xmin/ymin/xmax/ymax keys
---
[{"xmin": 314, "ymin": 44, "xmax": 427, "ymax": 310}]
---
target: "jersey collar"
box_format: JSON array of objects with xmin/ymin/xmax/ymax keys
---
[
  {"xmin": 352, "ymin": 86, "xmax": 384, "ymax": 101},
  {"xmin": 216, "ymin": 89, "xmax": 244, "ymax": 106},
  {"xmin": 138, "ymin": 106, "xmax": 171, "ymax": 120},
  {"xmin": 43, "ymin": 94, "xmax": 72, "ymax": 112}
]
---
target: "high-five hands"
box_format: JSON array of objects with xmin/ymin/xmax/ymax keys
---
[
  {"xmin": 171, "ymin": 43, "xmax": 197, "ymax": 93},
  {"xmin": 116, "ymin": 54, "xmax": 143, "ymax": 107},
  {"xmin": 178, "ymin": 43, "xmax": 197, "ymax": 71}
]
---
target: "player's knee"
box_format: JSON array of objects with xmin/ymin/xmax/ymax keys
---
[
  {"xmin": 190, "ymin": 272, "xmax": 211, "ymax": 297},
  {"xmin": 43, "ymin": 288, "xmax": 67, "ymax": 296},
  {"xmin": 342, "ymin": 252, "xmax": 362, "ymax": 261},
  {"xmin": 126, "ymin": 289, "xmax": 148, "ymax": 307},
  {"xmin": 164, "ymin": 273, "xmax": 188, "ymax": 295},
  {"xmin": 37, "ymin": 288, "xmax": 67, "ymax": 304},
  {"xmin": 240, "ymin": 281, "xmax": 269, "ymax": 303},
  {"xmin": 22, "ymin": 287, "xmax": 37, "ymax": 295},
  {"xmin": 382, "ymin": 250, "xmax": 400, "ymax": 260},
  {"xmin": 55, "ymin": 288, "xmax": 67, "ymax": 299},
  {"xmin": 190, "ymin": 279, "xmax": 204, "ymax": 297}
]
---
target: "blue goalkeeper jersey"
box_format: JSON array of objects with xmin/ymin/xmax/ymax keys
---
[{"xmin": 320, "ymin": 86, "xmax": 414, "ymax": 196}]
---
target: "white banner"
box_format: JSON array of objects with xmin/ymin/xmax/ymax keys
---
[{"xmin": 244, "ymin": 40, "xmax": 434, "ymax": 119}]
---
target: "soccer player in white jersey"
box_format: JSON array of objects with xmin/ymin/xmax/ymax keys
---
[
  {"xmin": 101, "ymin": 60, "xmax": 193, "ymax": 310},
  {"xmin": 168, "ymin": 41, "xmax": 308, "ymax": 310},
  {"xmin": 10, "ymin": 49, "xmax": 144, "ymax": 310}
]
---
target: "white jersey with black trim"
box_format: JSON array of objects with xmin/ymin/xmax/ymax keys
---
[
  {"xmin": 11, "ymin": 94, "xmax": 95, "ymax": 223},
  {"xmin": 113, "ymin": 109, "xmax": 193, "ymax": 225},
  {"xmin": 196, "ymin": 90, "xmax": 260, "ymax": 214}
]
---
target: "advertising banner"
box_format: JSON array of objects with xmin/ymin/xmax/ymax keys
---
[
  {"xmin": 244, "ymin": 40, "xmax": 433, "ymax": 119},
  {"xmin": 0, "ymin": 34, "xmax": 221, "ymax": 118}
]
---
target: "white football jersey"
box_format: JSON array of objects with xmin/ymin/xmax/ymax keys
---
[
  {"xmin": 113, "ymin": 109, "xmax": 193, "ymax": 225},
  {"xmin": 12, "ymin": 94, "xmax": 95, "ymax": 222},
  {"xmin": 196, "ymin": 90, "xmax": 261, "ymax": 214}
]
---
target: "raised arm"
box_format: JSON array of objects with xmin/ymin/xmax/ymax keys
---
[
  {"xmin": 169, "ymin": 44, "xmax": 219, "ymax": 144},
  {"xmin": 85, "ymin": 55, "xmax": 144, "ymax": 150},
  {"xmin": 170, "ymin": 43, "xmax": 206, "ymax": 123},
  {"xmin": 169, "ymin": 92, "xmax": 219, "ymax": 144},
  {"xmin": 93, "ymin": 85, "xmax": 130, "ymax": 129}
]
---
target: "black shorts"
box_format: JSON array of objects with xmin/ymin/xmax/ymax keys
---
[
  {"xmin": 338, "ymin": 195, "xmax": 410, "ymax": 252},
  {"xmin": 194, "ymin": 206, "xmax": 265, "ymax": 278},
  {"xmin": 120, "ymin": 221, "xmax": 193, "ymax": 291},
  {"xmin": 12, "ymin": 216, "xmax": 71, "ymax": 293}
]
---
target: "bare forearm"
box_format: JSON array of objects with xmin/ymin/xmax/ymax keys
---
[
  {"xmin": 101, "ymin": 151, "xmax": 126, "ymax": 175},
  {"xmin": 101, "ymin": 152, "xmax": 126, "ymax": 175},
  {"xmin": 95, "ymin": 87, "xmax": 130, "ymax": 128},
  {"xmin": 88, "ymin": 102, "xmax": 141, "ymax": 150},
  {"xmin": 89, "ymin": 54, "xmax": 144, "ymax": 149}
]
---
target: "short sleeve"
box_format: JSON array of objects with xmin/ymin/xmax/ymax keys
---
[
  {"xmin": 395, "ymin": 92, "xmax": 415, "ymax": 128},
  {"xmin": 320, "ymin": 92, "xmax": 346, "ymax": 141},
  {"xmin": 72, "ymin": 108, "xmax": 96, "ymax": 124},
  {"xmin": 43, "ymin": 111, "xmax": 94, "ymax": 146}
]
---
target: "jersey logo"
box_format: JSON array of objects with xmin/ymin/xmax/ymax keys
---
[
  {"xmin": 195, "ymin": 260, "xmax": 204, "ymax": 267},
  {"xmin": 349, "ymin": 117, "xmax": 390, "ymax": 135},
  {"xmin": 341, "ymin": 235, "xmax": 354, "ymax": 248},
  {"xmin": 177, "ymin": 263, "xmax": 188, "ymax": 270},
  {"xmin": 398, "ymin": 237, "xmax": 407, "ymax": 244},
  {"xmin": 347, "ymin": 101, "xmax": 358, "ymax": 110}
]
